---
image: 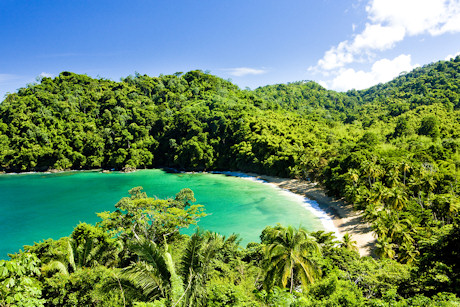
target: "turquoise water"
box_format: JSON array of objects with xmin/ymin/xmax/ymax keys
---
[{"xmin": 0, "ymin": 169, "xmax": 324, "ymax": 258}]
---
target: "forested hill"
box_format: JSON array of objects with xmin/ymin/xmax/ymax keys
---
[
  {"xmin": 1, "ymin": 57, "xmax": 460, "ymax": 304},
  {"xmin": 0, "ymin": 57, "xmax": 459, "ymax": 175},
  {"xmin": 255, "ymin": 56, "xmax": 460, "ymax": 123},
  {"xmin": 356, "ymin": 57, "xmax": 460, "ymax": 108},
  {"xmin": 254, "ymin": 81, "xmax": 358, "ymax": 119},
  {"xmin": 0, "ymin": 68, "xmax": 348, "ymax": 176},
  {"xmin": 0, "ymin": 70, "xmax": 283, "ymax": 173}
]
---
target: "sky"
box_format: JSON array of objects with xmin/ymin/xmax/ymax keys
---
[{"xmin": 1, "ymin": 0, "xmax": 460, "ymax": 99}]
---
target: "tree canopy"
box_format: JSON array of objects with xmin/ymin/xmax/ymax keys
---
[{"xmin": 1, "ymin": 55, "xmax": 460, "ymax": 305}]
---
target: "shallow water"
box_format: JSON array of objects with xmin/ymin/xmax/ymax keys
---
[{"xmin": 0, "ymin": 169, "xmax": 325, "ymax": 258}]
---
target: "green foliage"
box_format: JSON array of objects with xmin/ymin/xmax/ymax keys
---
[
  {"xmin": 0, "ymin": 252, "xmax": 44, "ymax": 306},
  {"xmin": 42, "ymin": 265, "xmax": 124, "ymax": 306},
  {"xmin": 70, "ymin": 223, "xmax": 123, "ymax": 268},
  {"xmin": 418, "ymin": 116, "xmax": 441, "ymax": 138},
  {"xmin": 261, "ymin": 224, "xmax": 322, "ymax": 293},
  {"xmin": 121, "ymin": 239, "xmax": 176, "ymax": 303},
  {"xmin": 307, "ymin": 274, "xmax": 366, "ymax": 306},
  {"xmin": 97, "ymin": 187, "xmax": 206, "ymax": 245},
  {"xmin": 414, "ymin": 217, "xmax": 460, "ymax": 295},
  {"xmin": 2, "ymin": 56, "xmax": 460, "ymax": 305},
  {"xmin": 3, "ymin": 183, "xmax": 460, "ymax": 305},
  {"xmin": 255, "ymin": 286, "xmax": 300, "ymax": 306},
  {"xmin": 206, "ymin": 279, "xmax": 257, "ymax": 306}
]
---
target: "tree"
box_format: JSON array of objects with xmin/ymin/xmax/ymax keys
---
[
  {"xmin": 121, "ymin": 238, "xmax": 179, "ymax": 304},
  {"xmin": 122, "ymin": 229, "xmax": 220, "ymax": 306},
  {"xmin": 387, "ymin": 185, "xmax": 409, "ymax": 211},
  {"xmin": 418, "ymin": 116, "xmax": 440, "ymax": 138},
  {"xmin": 178, "ymin": 229, "xmax": 220, "ymax": 306},
  {"xmin": 25, "ymin": 224, "xmax": 123, "ymax": 277},
  {"xmin": 393, "ymin": 116, "xmax": 412, "ymax": 138},
  {"xmin": 261, "ymin": 225, "xmax": 321, "ymax": 293},
  {"xmin": 339, "ymin": 233, "xmax": 358, "ymax": 252},
  {"xmin": 375, "ymin": 238, "xmax": 396, "ymax": 259},
  {"xmin": 97, "ymin": 187, "xmax": 206, "ymax": 244},
  {"xmin": 416, "ymin": 217, "xmax": 460, "ymax": 295}
]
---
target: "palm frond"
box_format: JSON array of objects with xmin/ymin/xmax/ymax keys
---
[
  {"xmin": 122, "ymin": 261, "xmax": 166, "ymax": 299},
  {"xmin": 41, "ymin": 260, "xmax": 69, "ymax": 276}
]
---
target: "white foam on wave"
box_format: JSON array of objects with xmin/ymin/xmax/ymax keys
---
[
  {"xmin": 2, "ymin": 169, "xmax": 84, "ymax": 176},
  {"xmin": 213, "ymin": 171, "xmax": 262, "ymax": 182},
  {"xmin": 2, "ymin": 171, "xmax": 37, "ymax": 175},
  {"xmin": 215, "ymin": 171, "xmax": 342, "ymax": 239},
  {"xmin": 266, "ymin": 183, "xmax": 342, "ymax": 240}
]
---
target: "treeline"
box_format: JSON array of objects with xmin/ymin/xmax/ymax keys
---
[
  {"xmin": 1, "ymin": 56, "xmax": 460, "ymax": 304},
  {"xmin": 0, "ymin": 70, "xmax": 331, "ymax": 177},
  {"xmin": 2, "ymin": 188, "xmax": 458, "ymax": 306}
]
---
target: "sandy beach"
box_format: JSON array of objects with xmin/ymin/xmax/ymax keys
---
[{"xmin": 244, "ymin": 173, "xmax": 376, "ymax": 257}]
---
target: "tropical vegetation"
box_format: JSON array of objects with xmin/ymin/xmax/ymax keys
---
[{"xmin": 1, "ymin": 56, "xmax": 460, "ymax": 305}]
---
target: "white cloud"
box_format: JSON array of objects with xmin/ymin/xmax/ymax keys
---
[
  {"xmin": 367, "ymin": 0, "xmax": 460, "ymax": 36},
  {"xmin": 351, "ymin": 24, "xmax": 405, "ymax": 51},
  {"xmin": 326, "ymin": 54, "xmax": 418, "ymax": 91},
  {"xmin": 445, "ymin": 51, "xmax": 460, "ymax": 60},
  {"xmin": 312, "ymin": 0, "xmax": 460, "ymax": 71},
  {"xmin": 223, "ymin": 67, "xmax": 268, "ymax": 77},
  {"xmin": 318, "ymin": 80, "xmax": 328, "ymax": 89},
  {"xmin": 39, "ymin": 72, "xmax": 53, "ymax": 78},
  {"xmin": 316, "ymin": 41, "xmax": 354, "ymax": 70}
]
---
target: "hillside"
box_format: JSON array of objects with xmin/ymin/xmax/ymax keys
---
[
  {"xmin": 1, "ymin": 56, "xmax": 459, "ymax": 305},
  {"xmin": 0, "ymin": 70, "xmax": 339, "ymax": 177}
]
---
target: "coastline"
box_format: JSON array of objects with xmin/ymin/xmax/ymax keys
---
[
  {"xmin": 2, "ymin": 168, "xmax": 376, "ymax": 257},
  {"xmin": 219, "ymin": 172, "xmax": 376, "ymax": 257}
]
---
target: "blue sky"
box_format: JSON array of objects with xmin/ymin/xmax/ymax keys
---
[{"xmin": 1, "ymin": 0, "xmax": 460, "ymax": 99}]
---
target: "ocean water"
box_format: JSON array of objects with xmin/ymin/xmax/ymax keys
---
[{"xmin": 0, "ymin": 169, "xmax": 326, "ymax": 258}]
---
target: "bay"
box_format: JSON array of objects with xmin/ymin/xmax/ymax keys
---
[{"xmin": 0, "ymin": 169, "xmax": 325, "ymax": 258}]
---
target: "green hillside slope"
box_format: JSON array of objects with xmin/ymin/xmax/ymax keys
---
[
  {"xmin": 0, "ymin": 57, "xmax": 460, "ymax": 306},
  {"xmin": 1, "ymin": 57, "xmax": 459, "ymax": 301}
]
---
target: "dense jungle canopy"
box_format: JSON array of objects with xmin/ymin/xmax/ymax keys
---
[{"xmin": 0, "ymin": 56, "xmax": 459, "ymax": 306}]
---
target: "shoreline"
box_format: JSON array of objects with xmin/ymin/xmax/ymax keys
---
[
  {"xmin": 220, "ymin": 172, "xmax": 376, "ymax": 257},
  {"xmin": 214, "ymin": 171, "xmax": 341, "ymax": 239},
  {"xmin": 257, "ymin": 174, "xmax": 376, "ymax": 257},
  {"xmin": 2, "ymin": 168, "xmax": 376, "ymax": 257}
]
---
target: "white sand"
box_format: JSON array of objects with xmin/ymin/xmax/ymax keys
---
[{"xmin": 219, "ymin": 172, "xmax": 376, "ymax": 257}]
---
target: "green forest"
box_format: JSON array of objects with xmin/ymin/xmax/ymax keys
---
[{"xmin": 0, "ymin": 56, "xmax": 459, "ymax": 306}]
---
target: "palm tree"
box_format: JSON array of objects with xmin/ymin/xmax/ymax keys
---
[
  {"xmin": 310, "ymin": 231, "xmax": 337, "ymax": 256},
  {"xmin": 339, "ymin": 233, "xmax": 358, "ymax": 252},
  {"xmin": 432, "ymin": 193, "xmax": 460, "ymax": 223},
  {"xmin": 386, "ymin": 162, "xmax": 400, "ymax": 188},
  {"xmin": 310, "ymin": 230, "xmax": 337, "ymax": 246},
  {"xmin": 346, "ymin": 168, "xmax": 360, "ymax": 186},
  {"xmin": 122, "ymin": 229, "xmax": 220, "ymax": 306},
  {"xmin": 178, "ymin": 230, "xmax": 220, "ymax": 306},
  {"xmin": 344, "ymin": 169, "xmax": 361, "ymax": 203},
  {"xmin": 122, "ymin": 239, "xmax": 175, "ymax": 302},
  {"xmin": 398, "ymin": 241, "xmax": 419, "ymax": 264},
  {"xmin": 39, "ymin": 238, "xmax": 76, "ymax": 276},
  {"xmin": 370, "ymin": 181, "xmax": 390, "ymax": 206},
  {"xmin": 30, "ymin": 224, "xmax": 123, "ymax": 277},
  {"xmin": 375, "ymin": 238, "xmax": 396, "ymax": 259},
  {"xmin": 411, "ymin": 165, "xmax": 437, "ymax": 195},
  {"xmin": 362, "ymin": 157, "xmax": 384, "ymax": 188},
  {"xmin": 372, "ymin": 212, "xmax": 390, "ymax": 241},
  {"xmin": 262, "ymin": 225, "xmax": 321, "ymax": 293},
  {"xmin": 400, "ymin": 161, "xmax": 411, "ymax": 185},
  {"xmin": 387, "ymin": 185, "xmax": 409, "ymax": 211}
]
